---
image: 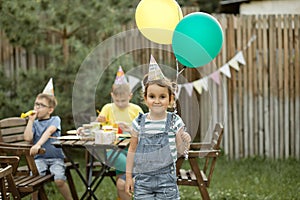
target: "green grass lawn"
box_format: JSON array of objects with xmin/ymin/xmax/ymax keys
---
[{"xmin": 30, "ymin": 154, "xmax": 300, "ymax": 200}]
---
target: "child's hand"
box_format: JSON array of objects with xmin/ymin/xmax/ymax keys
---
[
  {"xmin": 30, "ymin": 144, "xmax": 41, "ymax": 156},
  {"xmin": 117, "ymin": 122, "xmax": 131, "ymax": 133},
  {"xmin": 125, "ymin": 177, "xmax": 134, "ymax": 197},
  {"xmin": 176, "ymin": 127, "xmax": 191, "ymax": 156},
  {"xmin": 97, "ymin": 115, "xmax": 106, "ymax": 123},
  {"xmin": 76, "ymin": 127, "xmax": 84, "ymax": 136},
  {"xmin": 28, "ymin": 110, "xmax": 37, "ymax": 122},
  {"xmin": 178, "ymin": 127, "xmax": 191, "ymax": 143}
]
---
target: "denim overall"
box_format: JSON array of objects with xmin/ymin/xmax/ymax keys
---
[{"xmin": 133, "ymin": 113, "xmax": 179, "ymax": 200}]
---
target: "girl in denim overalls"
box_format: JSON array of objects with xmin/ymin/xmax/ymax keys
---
[{"xmin": 121, "ymin": 70, "xmax": 191, "ymax": 200}]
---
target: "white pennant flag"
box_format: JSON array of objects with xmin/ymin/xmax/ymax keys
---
[
  {"xmin": 193, "ymin": 79, "xmax": 202, "ymax": 95},
  {"xmin": 228, "ymin": 58, "xmax": 240, "ymax": 71},
  {"xmin": 219, "ymin": 63, "xmax": 231, "ymax": 78},
  {"xmin": 235, "ymin": 51, "xmax": 246, "ymax": 65},
  {"xmin": 199, "ymin": 77, "xmax": 209, "ymax": 91},
  {"xmin": 183, "ymin": 82, "xmax": 194, "ymax": 97},
  {"xmin": 175, "ymin": 84, "xmax": 182, "ymax": 99},
  {"xmin": 127, "ymin": 75, "xmax": 140, "ymax": 91}
]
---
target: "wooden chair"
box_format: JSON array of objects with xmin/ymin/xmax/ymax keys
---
[
  {"xmin": 0, "ymin": 146, "xmax": 54, "ymax": 199},
  {"xmin": 0, "ymin": 117, "xmax": 79, "ymax": 200},
  {"xmin": 176, "ymin": 123, "xmax": 224, "ymax": 200},
  {"xmin": 0, "ymin": 164, "xmax": 18, "ymax": 199}
]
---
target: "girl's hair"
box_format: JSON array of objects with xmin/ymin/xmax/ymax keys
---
[
  {"xmin": 142, "ymin": 74, "xmax": 177, "ymax": 103},
  {"xmin": 112, "ymin": 83, "xmax": 131, "ymax": 96},
  {"xmin": 37, "ymin": 93, "xmax": 57, "ymax": 108}
]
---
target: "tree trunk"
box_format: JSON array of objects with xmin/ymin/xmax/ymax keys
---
[{"xmin": 62, "ymin": 27, "xmax": 69, "ymax": 64}]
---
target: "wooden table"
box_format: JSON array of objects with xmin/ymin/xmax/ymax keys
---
[{"xmin": 52, "ymin": 136, "xmax": 130, "ymax": 200}]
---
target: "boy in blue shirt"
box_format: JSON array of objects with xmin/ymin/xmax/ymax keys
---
[{"xmin": 24, "ymin": 93, "xmax": 72, "ymax": 200}]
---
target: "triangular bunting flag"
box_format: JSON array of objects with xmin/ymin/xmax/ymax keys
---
[
  {"xmin": 219, "ymin": 63, "xmax": 231, "ymax": 78},
  {"xmin": 42, "ymin": 78, "xmax": 54, "ymax": 96},
  {"xmin": 199, "ymin": 77, "xmax": 209, "ymax": 91},
  {"xmin": 175, "ymin": 84, "xmax": 182, "ymax": 99},
  {"xmin": 209, "ymin": 71, "xmax": 221, "ymax": 85},
  {"xmin": 183, "ymin": 82, "xmax": 194, "ymax": 97},
  {"xmin": 193, "ymin": 79, "xmax": 202, "ymax": 94},
  {"xmin": 228, "ymin": 58, "xmax": 240, "ymax": 71},
  {"xmin": 235, "ymin": 51, "xmax": 246, "ymax": 65},
  {"xmin": 114, "ymin": 66, "xmax": 128, "ymax": 84},
  {"xmin": 127, "ymin": 75, "xmax": 140, "ymax": 91}
]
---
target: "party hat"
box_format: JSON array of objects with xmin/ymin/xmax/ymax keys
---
[
  {"xmin": 114, "ymin": 66, "xmax": 128, "ymax": 84},
  {"xmin": 148, "ymin": 55, "xmax": 165, "ymax": 81},
  {"xmin": 42, "ymin": 78, "xmax": 54, "ymax": 95}
]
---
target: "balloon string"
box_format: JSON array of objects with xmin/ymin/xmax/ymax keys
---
[
  {"xmin": 176, "ymin": 59, "xmax": 179, "ymax": 84},
  {"xmin": 175, "ymin": 59, "xmax": 185, "ymax": 84},
  {"xmin": 243, "ymin": 35, "xmax": 257, "ymax": 51},
  {"xmin": 175, "ymin": 59, "xmax": 186, "ymax": 86},
  {"xmin": 174, "ymin": 59, "xmax": 185, "ymax": 113}
]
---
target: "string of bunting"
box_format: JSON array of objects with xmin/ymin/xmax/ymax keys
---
[{"xmin": 127, "ymin": 35, "xmax": 256, "ymax": 96}]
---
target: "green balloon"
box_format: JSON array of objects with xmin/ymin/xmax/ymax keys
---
[{"xmin": 172, "ymin": 12, "xmax": 224, "ymax": 68}]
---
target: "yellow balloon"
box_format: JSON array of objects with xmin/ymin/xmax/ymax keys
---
[{"xmin": 135, "ymin": 0, "xmax": 183, "ymax": 44}]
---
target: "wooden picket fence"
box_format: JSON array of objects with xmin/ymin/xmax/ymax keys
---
[{"xmin": 0, "ymin": 13, "xmax": 299, "ymax": 159}]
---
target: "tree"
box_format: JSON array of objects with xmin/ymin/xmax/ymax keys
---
[
  {"xmin": 178, "ymin": 0, "xmax": 220, "ymax": 13},
  {"xmin": 0, "ymin": 0, "xmax": 140, "ymax": 130},
  {"xmin": 0, "ymin": 0, "xmax": 138, "ymax": 63}
]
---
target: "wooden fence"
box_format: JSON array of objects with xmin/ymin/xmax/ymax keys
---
[{"xmin": 0, "ymin": 13, "xmax": 299, "ymax": 159}]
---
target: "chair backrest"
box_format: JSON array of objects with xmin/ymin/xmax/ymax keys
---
[
  {"xmin": 0, "ymin": 156, "xmax": 20, "ymax": 174},
  {"xmin": 210, "ymin": 123, "xmax": 223, "ymax": 150},
  {"xmin": 0, "ymin": 143, "xmax": 45, "ymax": 175},
  {"xmin": 0, "ymin": 117, "xmax": 28, "ymax": 144},
  {"xmin": 0, "ymin": 165, "xmax": 11, "ymax": 200},
  {"xmin": 0, "ymin": 165, "xmax": 20, "ymax": 200},
  {"xmin": 0, "ymin": 153, "xmax": 54, "ymax": 200},
  {"xmin": 203, "ymin": 122, "xmax": 223, "ymax": 187}
]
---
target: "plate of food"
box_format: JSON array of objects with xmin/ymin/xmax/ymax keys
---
[
  {"xmin": 56, "ymin": 135, "xmax": 81, "ymax": 140},
  {"xmin": 66, "ymin": 130, "xmax": 77, "ymax": 135}
]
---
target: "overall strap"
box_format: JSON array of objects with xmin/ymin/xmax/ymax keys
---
[
  {"xmin": 137, "ymin": 113, "xmax": 146, "ymax": 134},
  {"xmin": 165, "ymin": 112, "xmax": 175, "ymax": 133}
]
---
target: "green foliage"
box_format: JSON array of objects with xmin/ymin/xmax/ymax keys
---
[
  {"xmin": 0, "ymin": 1, "xmax": 43, "ymax": 49},
  {"xmin": 20, "ymin": 155, "xmax": 300, "ymax": 200},
  {"xmin": 209, "ymin": 156, "xmax": 300, "ymax": 200},
  {"xmin": 0, "ymin": 0, "xmax": 140, "ymax": 131},
  {"xmin": 179, "ymin": 156, "xmax": 300, "ymax": 200},
  {"xmin": 0, "ymin": 70, "xmax": 17, "ymax": 117},
  {"xmin": 0, "ymin": 0, "xmax": 138, "ymax": 47},
  {"xmin": 178, "ymin": 0, "xmax": 220, "ymax": 13}
]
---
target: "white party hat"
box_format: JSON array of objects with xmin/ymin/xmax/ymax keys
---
[
  {"xmin": 148, "ymin": 55, "xmax": 165, "ymax": 81},
  {"xmin": 42, "ymin": 78, "xmax": 54, "ymax": 95},
  {"xmin": 114, "ymin": 66, "xmax": 128, "ymax": 84}
]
